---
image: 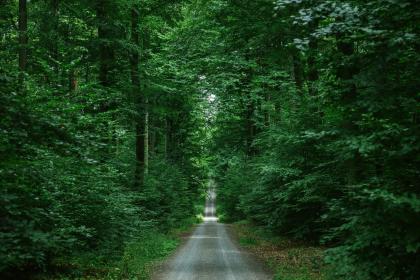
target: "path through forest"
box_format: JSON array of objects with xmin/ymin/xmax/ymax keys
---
[{"xmin": 153, "ymin": 182, "xmax": 272, "ymax": 280}]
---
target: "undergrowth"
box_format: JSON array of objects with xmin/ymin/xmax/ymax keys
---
[
  {"xmin": 37, "ymin": 217, "xmax": 199, "ymax": 280},
  {"xmin": 233, "ymin": 221, "xmax": 332, "ymax": 280}
]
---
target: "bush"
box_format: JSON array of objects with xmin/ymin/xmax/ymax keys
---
[
  {"xmin": 120, "ymin": 231, "xmax": 178, "ymax": 279},
  {"xmin": 140, "ymin": 157, "xmax": 196, "ymax": 231}
]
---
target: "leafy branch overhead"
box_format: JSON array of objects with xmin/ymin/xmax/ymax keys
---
[{"xmin": 0, "ymin": 0, "xmax": 419, "ymax": 279}]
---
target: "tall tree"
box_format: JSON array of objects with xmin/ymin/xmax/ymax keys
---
[
  {"xmin": 96, "ymin": 0, "xmax": 115, "ymax": 86},
  {"xmin": 130, "ymin": 4, "xmax": 150, "ymax": 186},
  {"xmin": 18, "ymin": 0, "xmax": 27, "ymax": 74}
]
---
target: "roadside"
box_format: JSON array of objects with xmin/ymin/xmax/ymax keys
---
[
  {"xmin": 36, "ymin": 199, "xmax": 204, "ymax": 280},
  {"xmin": 231, "ymin": 221, "xmax": 331, "ymax": 280},
  {"xmin": 117, "ymin": 219, "xmax": 198, "ymax": 280},
  {"xmin": 34, "ymin": 218, "xmax": 197, "ymax": 280},
  {"xmin": 115, "ymin": 191, "xmax": 206, "ymax": 280}
]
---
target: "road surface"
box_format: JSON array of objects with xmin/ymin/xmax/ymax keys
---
[{"xmin": 153, "ymin": 186, "xmax": 272, "ymax": 280}]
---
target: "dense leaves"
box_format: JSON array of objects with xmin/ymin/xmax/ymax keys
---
[
  {"xmin": 189, "ymin": 0, "xmax": 419, "ymax": 279},
  {"xmin": 1, "ymin": 0, "xmax": 419, "ymax": 279},
  {"xmin": 0, "ymin": 0, "xmax": 206, "ymax": 277}
]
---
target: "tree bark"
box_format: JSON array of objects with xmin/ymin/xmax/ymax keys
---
[
  {"xmin": 307, "ymin": 40, "xmax": 319, "ymax": 96},
  {"xmin": 245, "ymin": 93, "xmax": 256, "ymax": 156},
  {"xmin": 336, "ymin": 33, "xmax": 362, "ymax": 185},
  {"xmin": 337, "ymin": 38, "xmax": 357, "ymax": 102},
  {"xmin": 164, "ymin": 117, "xmax": 169, "ymax": 159},
  {"xmin": 96, "ymin": 0, "xmax": 115, "ymax": 86},
  {"xmin": 336, "ymin": 34, "xmax": 359, "ymax": 117},
  {"xmin": 69, "ymin": 69, "xmax": 78, "ymax": 91},
  {"xmin": 307, "ymin": 25, "xmax": 324, "ymax": 120},
  {"xmin": 135, "ymin": 120, "xmax": 145, "ymax": 186},
  {"xmin": 130, "ymin": 5, "xmax": 147, "ymax": 186},
  {"xmin": 144, "ymin": 98, "xmax": 149, "ymax": 175},
  {"xmin": 264, "ymin": 92, "xmax": 271, "ymax": 127},
  {"xmin": 149, "ymin": 115, "xmax": 156, "ymax": 156},
  {"xmin": 292, "ymin": 49, "xmax": 304, "ymax": 94},
  {"xmin": 307, "ymin": 19, "xmax": 319, "ymax": 97},
  {"xmin": 39, "ymin": 0, "xmax": 59, "ymax": 84},
  {"xmin": 51, "ymin": 0, "xmax": 59, "ymax": 78}
]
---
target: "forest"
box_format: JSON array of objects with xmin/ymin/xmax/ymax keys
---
[{"xmin": 0, "ymin": 0, "xmax": 419, "ymax": 279}]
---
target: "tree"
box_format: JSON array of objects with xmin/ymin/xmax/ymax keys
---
[{"xmin": 18, "ymin": 0, "xmax": 27, "ymax": 74}]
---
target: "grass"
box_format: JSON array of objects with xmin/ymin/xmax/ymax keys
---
[
  {"xmin": 36, "ymin": 231, "xmax": 179, "ymax": 280},
  {"xmin": 115, "ymin": 197, "xmax": 205, "ymax": 279},
  {"xmin": 232, "ymin": 221, "xmax": 332, "ymax": 280},
  {"xmin": 118, "ymin": 231, "xmax": 179, "ymax": 280},
  {"xmin": 38, "ymin": 218, "xmax": 198, "ymax": 280}
]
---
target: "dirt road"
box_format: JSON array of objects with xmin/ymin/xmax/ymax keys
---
[{"xmin": 153, "ymin": 187, "xmax": 272, "ymax": 280}]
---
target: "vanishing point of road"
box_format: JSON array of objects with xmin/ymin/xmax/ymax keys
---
[{"xmin": 153, "ymin": 183, "xmax": 272, "ymax": 280}]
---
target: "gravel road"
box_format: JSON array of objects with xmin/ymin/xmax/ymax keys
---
[{"xmin": 153, "ymin": 187, "xmax": 272, "ymax": 280}]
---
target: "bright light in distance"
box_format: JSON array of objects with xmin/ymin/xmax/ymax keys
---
[{"xmin": 208, "ymin": 93, "xmax": 216, "ymax": 102}]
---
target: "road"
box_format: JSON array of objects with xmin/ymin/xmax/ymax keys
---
[{"xmin": 153, "ymin": 186, "xmax": 272, "ymax": 280}]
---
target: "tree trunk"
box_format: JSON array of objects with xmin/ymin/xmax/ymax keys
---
[
  {"xmin": 69, "ymin": 69, "xmax": 78, "ymax": 91},
  {"xmin": 130, "ymin": 5, "xmax": 148, "ymax": 186},
  {"xmin": 336, "ymin": 33, "xmax": 362, "ymax": 185},
  {"xmin": 37, "ymin": 0, "xmax": 59, "ymax": 85},
  {"xmin": 18, "ymin": 0, "xmax": 27, "ymax": 75},
  {"xmin": 135, "ymin": 120, "xmax": 145, "ymax": 186},
  {"xmin": 336, "ymin": 37, "xmax": 358, "ymax": 103},
  {"xmin": 149, "ymin": 116, "xmax": 156, "ymax": 156},
  {"xmin": 96, "ymin": 0, "xmax": 114, "ymax": 86},
  {"xmin": 245, "ymin": 94, "xmax": 256, "ymax": 156},
  {"xmin": 336, "ymin": 34, "xmax": 359, "ymax": 122},
  {"xmin": 51, "ymin": 0, "xmax": 59, "ymax": 77},
  {"xmin": 292, "ymin": 49, "xmax": 304, "ymax": 94},
  {"xmin": 164, "ymin": 117, "xmax": 169, "ymax": 159},
  {"xmin": 144, "ymin": 98, "xmax": 149, "ymax": 175},
  {"xmin": 307, "ymin": 27, "xmax": 324, "ymax": 120},
  {"xmin": 264, "ymin": 92, "xmax": 271, "ymax": 127},
  {"xmin": 307, "ymin": 19, "xmax": 319, "ymax": 97},
  {"xmin": 307, "ymin": 40, "xmax": 319, "ymax": 97}
]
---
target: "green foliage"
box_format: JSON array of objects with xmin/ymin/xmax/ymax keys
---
[
  {"xmin": 216, "ymin": 154, "xmax": 249, "ymax": 222},
  {"xmin": 1, "ymin": 0, "xmax": 419, "ymax": 279},
  {"xmin": 234, "ymin": 221, "xmax": 330, "ymax": 280},
  {"xmin": 140, "ymin": 157, "xmax": 196, "ymax": 231},
  {"xmin": 119, "ymin": 231, "xmax": 178, "ymax": 280},
  {"xmin": 195, "ymin": 0, "xmax": 420, "ymax": 279},
  {"xmin": 0, "ymin": 0, "xmax": 205, "ymax": 277}
]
